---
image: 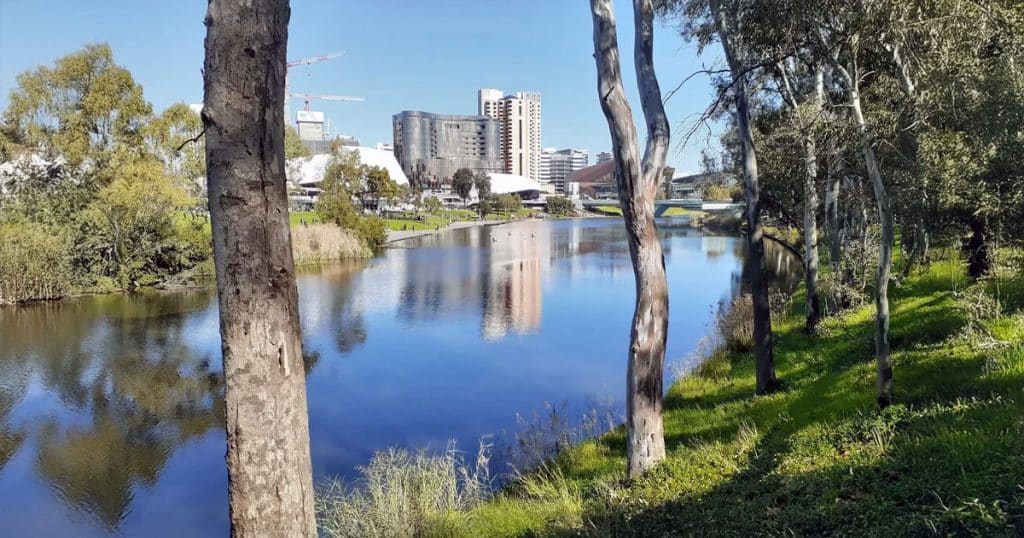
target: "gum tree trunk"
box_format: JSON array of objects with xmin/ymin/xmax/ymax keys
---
[
  {"xmin": 847, "ymin": 85, "xmax": 896, "ymax": 407},
  {"xmin": 202, "ymin": 0, "xmax": 317, "ymax": 535},
  {"xmin": 800, "ymin": 69, "xmax": 824, "ymax": 334},
  {"xmin": 712, "ymin": 0, "xmax": 778, "ymax": 394},
  {"xmin": 825, "ymin": 163, "xmax": 842, "ymax": 269},
  {"xmin": 591, "ymin": 0, "xmax": 671, "ymax": 478}
]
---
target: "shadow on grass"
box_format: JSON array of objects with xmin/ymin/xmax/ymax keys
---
[{"xmin": 533, "ymin": 262, "xmax": 1024, "ymax": 537}]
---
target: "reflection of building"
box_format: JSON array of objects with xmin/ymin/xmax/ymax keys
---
[
  {"xmin": 478, "ymin": 89, "xmax": 542, "ymax": 181},
  {"xmin": 540, "ymin": 148, "xmax": 588, "ymax": 193},
  {"xmin": 392, "ymin": 111, "xmax": 501, "ymax": 185},
  {"xmin": 482, "ymin": 224, "xmax": 549, "ymax": 340}
]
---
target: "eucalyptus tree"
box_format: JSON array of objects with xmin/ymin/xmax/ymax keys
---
[
  {"xmin": 590, "ymin": 0, "xmax": 673, "ymax": 477},
  {"xmin": 2, "ymin": 44, "xmax": 151, "ymax": 170},
  {"xmin": 201, "ymin": 0, "xmax": 316, "ymax": 534}
]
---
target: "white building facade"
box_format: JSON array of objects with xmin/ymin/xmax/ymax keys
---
[
  {"xmin": 539, "ymin": 147, "xmax": 588, "ymax": 193},
  {"xmin": 478, "ymin": 89, "xmax": 542, "ymax": 182}
]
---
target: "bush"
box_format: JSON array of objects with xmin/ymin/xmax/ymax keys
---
[
  {"xmin": 316, "ymin": 441, "xmax": 492, "ymax": 538},
  {"xmin": 546, "ymin": 196, "xmax": 575, "ymax": 217},
  {"xmin": 0, "ymin": 222, "xmax": 74, "ymax": 304}
]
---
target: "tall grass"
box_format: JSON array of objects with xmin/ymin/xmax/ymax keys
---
[
  {"xmin": 291, "ymin": 223, "xmax": 368, "ymax": 265},
  {"xmin": 316, "ymin": 440, "xmax": 493, "ymax": 537}
]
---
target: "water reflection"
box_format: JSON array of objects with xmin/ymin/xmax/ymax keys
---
[{"xmin": 0, "ymin": 218, "xmax": 800, "ymax": 537}]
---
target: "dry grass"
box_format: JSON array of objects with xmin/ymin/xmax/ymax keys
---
[{"xmin": 291, "ymin": 223, "xmax": 368, "ymax": 265}]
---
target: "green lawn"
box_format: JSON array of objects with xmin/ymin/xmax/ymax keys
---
[{"xmin": 441, "ymin": 255, "xmax": 1024, "ymax": 536}]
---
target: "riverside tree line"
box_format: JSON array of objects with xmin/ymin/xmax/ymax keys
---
[{"xmin": 0, "ymin": 43, "xmax": 410, "ymax": 304}]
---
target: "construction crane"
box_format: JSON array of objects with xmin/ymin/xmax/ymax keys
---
[
  {"xmin": 288, "ymin": 92, "xmax": 365, "ymax": 112},
  {"xmin": 284, "ymin": 51, "xmax": 363, "ymax": 125}
]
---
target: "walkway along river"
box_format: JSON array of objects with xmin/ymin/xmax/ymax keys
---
[{"xmin": 0, "ymin": 218, "xmax": 799, "ymax": 537}]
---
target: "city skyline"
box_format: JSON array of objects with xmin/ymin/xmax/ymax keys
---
[{"xmin": 0, "ymin": 0, "xmax": 719, "ymax": 174}]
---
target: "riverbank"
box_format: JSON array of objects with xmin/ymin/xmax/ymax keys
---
[
  {"xmin": 385, "ymin": 219, "xmax": 510, "ymax": 244},
  {"xmin": 326, "ymin": 255, "xmax": 1024, "ymax": 536}
]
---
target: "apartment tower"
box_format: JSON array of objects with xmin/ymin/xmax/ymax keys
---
[{"xmin": 478, "ymin": 89, "xmax": 542, "ymax": 181}]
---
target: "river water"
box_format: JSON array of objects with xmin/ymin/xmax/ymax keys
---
[{"xmin": 0, "ymin": 218, "xmax": 798, "ymax": 536}]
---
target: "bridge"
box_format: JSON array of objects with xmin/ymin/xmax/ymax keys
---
[{"xmin": 578, "ymin": 198, "xmax": 743, "ymax": 216}]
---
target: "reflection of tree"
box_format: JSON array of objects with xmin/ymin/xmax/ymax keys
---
[
  {"xmin": 317, "ymin": 262, "xmax": 369, "ymax": 356},
  {"xmin": 0, "ymin": 290, "xmax": 226, "ymax": 530}
]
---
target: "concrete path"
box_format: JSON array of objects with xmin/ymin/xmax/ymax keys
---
[{"xmin": 385, "ymin": 220, "xmax": 508, "ymax": 244}]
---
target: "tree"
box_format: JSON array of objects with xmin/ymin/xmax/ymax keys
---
[
  {"xmin": 489, "ymin": 193, "xmax": 522, "ymax": 216},
  {"xmin": 591, "ymin": 0, "xmax": 672, "ymax": 477},
  {"xmin": 3, "ymin": 43, "xmax": 151, "ymax": 169},
  {"xmin": 424, "ymin": 195, "xmax": 443, "ymax": 215},
  {"xmin": 146, "ymin": 103, "xmax": 206, "ymax": 182},
  {"xmin": 365, "ymin": 165, "xmax": 401, "ymax": 208},
  {"xmin": 473, "ymin": 170, "xmax": 491, "ymax": 199},
  {"xmin": 316, "ymin": 152, "xmax": 387, "ymax": 248},
  {"xmin": 546, "ymin": 196, "xmax": 575, "ymax": 216},
  {"xmin": 811, "ymin": 9, "xmax": 896, "ymax": 407},
  {"xmin": 201, "ymin": 0, "xmax": 316, "ymax": 535},
  {"xmin": 775, "ymin": 61, "xmax": 824, "ymax": 334},
  {"xmin": 451, "ymin": 167, "xmax": 475, "ymax": 203},
  {"xmin": 708, "ymin": 0, "xmax": 780, "ymax": 394},
  {"xmin": 285, "ymin": 125, "xmax": 310, "ymax": 159},
  {"xmin": 79, "ymin": 157, "xmax": 197, "ymax": 288}
]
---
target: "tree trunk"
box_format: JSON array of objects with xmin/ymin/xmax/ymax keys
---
[
  {"xmin": 801, "ymin": 68, "xmax": 824, "ymax": 334},
  {"xmin": 967, "ymin": 217, "xmax": 991, "ymax": 278},
  {"xmin": 591, "ymin": 0, "xmax": 671, "ymax": 478},
  {"xmin": 848, "ymin": 87, "xmax": 896, "ymax": 407},
  {"xmin": 824, "ymin": 164, "xmax": 842, "ymax": 268},
  {"xmin": 712, "ymin": 0, "xmax": 778, "ymax": 394},
  {"xmin": 202, "ymin": 0, "xmax": 317, "ymax": 535}
]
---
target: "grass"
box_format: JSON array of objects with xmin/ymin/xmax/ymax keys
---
[{"xmin": 402, "ymin": 254, "xmax": 1024, "ymax": 536}]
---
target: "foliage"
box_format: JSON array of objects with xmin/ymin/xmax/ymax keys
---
[
  {"xmin": 3, "ymin": 43, "xmax": 151, "ymax": 168},
  {"xmin": 545, "ymin": 196, "xmax": 575, "ymax": 216},
  {"xmin": 473, "ymin": 171, "xmax": 491, "ymax": 200},
  {"xmin": 285, "ymin": 125, "xmax": 310, "ymax": 159},
  {"xmin": 423, "ymin": 196, "xmax": 444, "ymax": 215},
  {"xmin": 316, "ymin": 152, "xmax": 389, "ymax": 250},
  {"xmin": 489, "ymin": 193, "xmax": 522, "ymax": 215},
  {"xmin": 146, "ymin": 102, "xmax": 205, "ymax": 181},
  {"xmin": 76, "ymin": 157, "xmax": 201, "ymax": 288},
  {"xmin": 0, "ymin": 222, "xmax": 73, "ymax": 304},
  {"xmin": 451, "ymin": 168, "xmax": 475, "ymax": 202},
  {"xmin": 702, "ymin": 184, "xmax": 734, "ymax": 201}
]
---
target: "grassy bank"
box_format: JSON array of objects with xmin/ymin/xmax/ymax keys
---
[{"xmin": 319, "ymin": 256, "xmax": 1024, "ymax": 536}]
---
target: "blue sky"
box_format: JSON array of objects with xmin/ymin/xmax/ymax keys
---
[{"xmin": 0, "ymin": 0, "xmax": 722, "ymax": 173}]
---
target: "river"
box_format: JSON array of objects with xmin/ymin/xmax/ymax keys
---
[{"xmin": 0, "ymin": 218, "xmax": 799, "ymax": 536}]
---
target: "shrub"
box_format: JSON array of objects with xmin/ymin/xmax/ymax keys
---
[{"xmin": 0, "ymin": 222, "xmax": 74, "ymax": 304}]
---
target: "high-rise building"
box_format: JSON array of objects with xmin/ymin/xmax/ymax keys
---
[
  {"xmin": 596, "ymin": 151, "xmax": 612, "ymax": 164},
  {"xmin": 540, "ymin": 148, "xmax": 589, "ymax": 193},
  {"xmin": 392, "ymin": 110, "xmax": 501, "ymax": 186},
  {"xmin": 478, "ymin": 89, "xmax": 542, "ymax": 181}
]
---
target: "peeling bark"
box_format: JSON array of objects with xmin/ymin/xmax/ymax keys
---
[
  {"xmin": 591, "ymin": 0, "xmax": 670, "ymax": 478},
  {"xmin": 202, "ymin": 0, "xmax": 316, "ymax": 535}
]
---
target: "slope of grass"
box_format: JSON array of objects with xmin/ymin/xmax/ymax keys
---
[{"xmin": 436, "ymin": 258, "xmax": 1024, "ymax": 536}]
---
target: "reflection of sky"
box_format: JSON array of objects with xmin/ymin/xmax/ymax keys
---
[{"xmin": 0, "ymin": 218, "xmax": 764, "ymax": 537}]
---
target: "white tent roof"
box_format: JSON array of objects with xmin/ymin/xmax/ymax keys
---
[
  {"xmin": 289, "ymin": 146, "xmax": 409, "ymax": 187},
  {"xmin": 489, "ymin": 172, "xmax": 541, "ymax": 195}
]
